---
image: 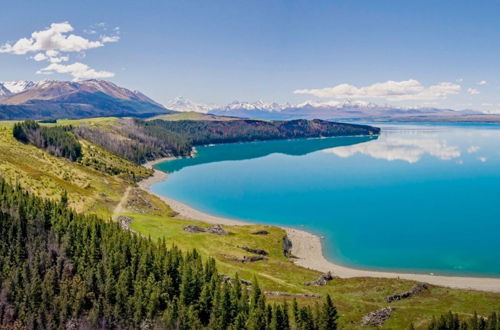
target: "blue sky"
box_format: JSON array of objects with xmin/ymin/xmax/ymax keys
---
[{"xmin": 1, "ymin": 0, "xmax": 500, "ymax": 111}]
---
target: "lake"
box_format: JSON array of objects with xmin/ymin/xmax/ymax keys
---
[{"xmin": 152, "ymin": 123, "xmax": 500, "ymax": 277}]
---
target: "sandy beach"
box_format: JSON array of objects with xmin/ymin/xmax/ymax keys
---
[{"xmin": 139, "ymin": 158, "xmax": 500, "ymax": 293}]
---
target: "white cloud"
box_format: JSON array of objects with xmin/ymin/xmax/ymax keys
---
[
  {"xmin": 33, "ymin": 53, "xmax": 47, "ymax": 61},
  {"xmin": 37, "ymin": 62, "xmax": 114, "ymax": 80},
  {"xmin": 467, "ymin": 146, "xmax": 480, "ymax": 153},
  {"xmin": 0, "ymin": 22, "xmax": 104, "ymax": 55},
  {"xmin": 324, "ymin": 136, "xmax": 461, "ymax": 163},
  {"xmin": 478, "ymin": 157, "xmax": 487, "ymax": 162},
  {"xmin": 0, "ymin": 22, "xmax": 118, "ymax": 80},
  {"xmin": 101, "ymin": 35, "xmax": 120, "ymax": 43},
  {"xmin": 456, "ymin": 78, "xmax": 464, "ymax": 82},
  {"xmin": 467, "ymin": 88, "xmax": 480, "ymax": 95},
  {"xmin": 477, "ymin": 80, "xmax": 488, "ymax": 86},
  {"xmin": 49, "ymin": 56, "xmax": 69, "ymax": 63},
  {"xmin": 294, "ymin": 79, "xmax": 461, "ymax": 101}
]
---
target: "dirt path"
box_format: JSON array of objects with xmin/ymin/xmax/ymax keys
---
[{"xmin": 112, "ymin": 186, "xmax": 131, "ymax": 220}]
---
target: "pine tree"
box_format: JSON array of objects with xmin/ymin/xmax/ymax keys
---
[{"xmin": 318, "ymin": 294, "xmax": 338, "ymax": 330}]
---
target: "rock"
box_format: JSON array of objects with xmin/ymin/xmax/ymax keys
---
[
  {"xmin": 361, "ymin": 307, "xmax": 394, "ymax": 327},
  {"xmin": 65, "ymin": 319, "xmax": 80, "ymax": 330},
  {"xmin": 243, "ymin": 255, "xmax": 267, "ymax": 262},
  {"xmin": 227, "ymin": 255, "xmax": 268, "ymax": 263},
  {"xmin": 238, "ymin": 246, "xmax": 269, "ymax": 256},
  {"xmin": 385, "ymin": 283, "xmax": 428, "ymax": 303},
  {"xmin": 140, "ymin": 320, "xmax": 154, "ymax": 330},
  {"xmin": 183, "ymin": 225, "xmax": 206, "ymax": 233},
  {"xmin": 305, "ymin": 272, "xmax": 335, "ymax": 286},
  {"xmin": 118, "ymin": 216, "xmax": 132, "ymax": 231},
  {"xmin": 183, "ymin": 224, "xmax": 228, "ymax": 235},
  {"xmin": 252, "ymin": 230, "xmax": 269, "ymax": 235},
  {"xmin": 264, "ymin": 291, "xmax": 321, "ymax": 299},
  {"xmin": 220, "ymin": 274, "xmax": 252, "ymax": 286},
  {"xmin": 206, "ymin": 224, "xmax": 228, "ymax": 235},
  {"xmin": 283, "ymin": 235, "xmax": 293, "ymax": 257}
]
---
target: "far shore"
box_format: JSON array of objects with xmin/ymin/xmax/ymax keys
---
[{"xmin": 139, "ymin": 158, "xmax": 500, "ymax": 293}]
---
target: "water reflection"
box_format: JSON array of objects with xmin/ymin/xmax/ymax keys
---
[
  {"xmin": 157, "ymin": 135, "xmax": 378, "ymax": 173},
  {"xmin": 325, "ymin": 135, "xmax": 461, "ymax": 163}
]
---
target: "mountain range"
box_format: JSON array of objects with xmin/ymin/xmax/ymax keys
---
[
  {"xmin": 1, "ymin": 80, "xmax": 499, "ymax": 122},
  {"xmin": 0, "ymin": 80, "xmax": 170, "ymax": 120},
  {"xmin": 167, "ymin": 97, "xmax": 498, "ymax": 122}
]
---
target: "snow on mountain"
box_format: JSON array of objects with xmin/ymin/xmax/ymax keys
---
[
  {"xmin": 164, "ymin": 98, "xmax": 295, "ymax": 114},
  {"xmin": 0, "ymin": 80, "xmax": 39, "ymax": 94},
  {"xmin": 165, "ymin": 97, "xmax": 218, "ymax": 113},
  {"xmin": 222, "ymin": 100, "xmax": 291, "ymax": 112},
  {"xmin": 295, "ymin": 99, "xmax": 377, "ymax": 109},
  {"xmin": 0, "ymin": 84, "xmax": 12, "ymax": 97}
]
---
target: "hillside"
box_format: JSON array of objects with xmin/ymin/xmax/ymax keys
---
[
  {"xmin": 0, "ymin": 80, "xmax": 171, "ymax": 120},
  {"xmin": 1, "ymin": 118, "xmax": 500, "ymax": 329},
  {"xmin": 73, "ymin": 117, "xmax": 380, "ymax": 164}
]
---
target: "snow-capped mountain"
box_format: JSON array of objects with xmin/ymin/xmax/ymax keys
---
[
  {"xmin": 165, "ymin": 96, "xmax": 217, "ymax": 113},
  {"xmin": 295, "ymin": 99, "xmax": 378, "ymax": 109},
  {"xmin": 222, "ymin": 100, "xmax": 292, "ymax": 112},
  {"xmin": 0, "ymin": 84, "xmax": 12, "ymax": 97},
  {"xmin": 2, "ymin": 80, "xmax": 37, "ymax": 94},
  {"xmin": 208, "ymin": 98, "xmax": 485, "ymax": 121},
  {"xmin": 0, "ymin": 79, "xmax": 170, "ymax": 120},
  {"xmin": 166, "ymin": 97, "xmax": 480, "ymax": 121}
]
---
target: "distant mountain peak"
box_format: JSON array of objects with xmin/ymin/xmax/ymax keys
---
[
  {"xmin": 166, "ymin": 96, "xmax": 217, "ymax": 113},
  {"xmin": 0, "ymin": 79, "xmax": 170, "ymax": 120},
  {"xmin": 0, "ymin": 80, "xmax": 42, "ymax": 95}
]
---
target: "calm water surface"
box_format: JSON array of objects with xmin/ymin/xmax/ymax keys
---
[{"xmin": 153, "ymin": 123, "xmax": 500, "ymax": 277}]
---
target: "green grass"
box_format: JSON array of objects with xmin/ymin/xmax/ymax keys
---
[
  {"xmin": 2, "ymin": 117, "xmax": 500, "ymax": 329},
  {"xmin": 55, "ymin": 116, "xmax": 119, "ymax": 128},
  {"xmin": 0, "ymin": 121, "xmax": 143, "ymax": 218}
]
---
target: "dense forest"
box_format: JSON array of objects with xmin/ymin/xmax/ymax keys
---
[
  {"xmin": 74, "ymin": 120, "xmax": 191, "ymax": 164},
  {"xmin": 140, "ymin": 119, "xmax": 379, "ymax": 146},
  {"xmin": 13, "ymin": 120, "xmax": 82, "ymax": 162},
  {"xmin": 425, "ymin": 311, "xmax": 499, "ymax": 330},
  {"xmin": 0, "ymin": 178, "xmax": 339, "ymax": 329},
  {"xmin": 76, "ymin": 118, "xmax": 380, "ymax": 164}
]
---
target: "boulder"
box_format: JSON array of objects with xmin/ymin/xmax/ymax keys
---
[
  {"xmin": 305, "ymin": 272, "xmax": 335, "ymax": 286},
  {"xmin": 227, "ymin": 255, "xmax": 268, "ymax": 263},
  {"xmin": 220, "ymin": 274, "xmax": 253, "ymax": 286},
  {"xmin": 283, "ymin": 235, "xmax": 293, "ymax": 257},
  {"xmin": 385, "ymin": 283, "xmax": 428, "ymax": 303},
  {"xmin": 183, "ymin": 225, "xmax": 206, "ymax": 233},
  {"xmin": 251, "ymin": 230, "xmax": 269, "ymax": 235},
  {"xmin": 361, "ymin": 307, "xmax": 394, "ymax": 327},
  {"xmin": 206, "ymin": 224, "xmax": 228, "ymax": 235},
  {"xmin": 238, "ymin": 246, "xmax": 269, "ymax": 256},
  {"xmin": 118, "ymin": 216, "xmax": 132, "ymax": 231}
]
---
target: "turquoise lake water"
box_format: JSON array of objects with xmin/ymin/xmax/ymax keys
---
[{"xmin": 152, "ymin": 123, "xmax": 500, "ymax": 277}]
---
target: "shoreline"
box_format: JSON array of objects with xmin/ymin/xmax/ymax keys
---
[{"xmin": 139, "ymin": 158, "xmax": 500, "ymax": 293}]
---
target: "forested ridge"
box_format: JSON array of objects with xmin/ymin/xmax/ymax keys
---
[
  {"xmin": 13, "ymin": 120, "xmax": 82, "ymax": 162},
  {"xmin": 75, "ymin": 118, "xmax": 380, "ymax": 164},
  {"xmin": 0, "ymin": 178, "xmax": 339, "ymax": 329}
]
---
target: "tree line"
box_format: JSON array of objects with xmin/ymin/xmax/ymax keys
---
[
  {"xmin": 13, "ymin": 120, "xmax": 82, "ymax": 162},
  {"xmin": 0, "ymin": 177, "xmax": 338, "ymax": 329},
  {"xmin": 423, "ymin": 311, "xmax": 499, "ymax": 330},
  {"xmin": 75, "ymin": 118, "xmax": 379, "ymax": 165}
]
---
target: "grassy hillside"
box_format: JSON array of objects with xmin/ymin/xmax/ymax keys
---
[
  {"xmin": 1, "ymin": 118, "xmax": 499, "ymax": 329},
  {"xmin": 0, "ymin": 120, "xmax": 150, "ymax": 218}
]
